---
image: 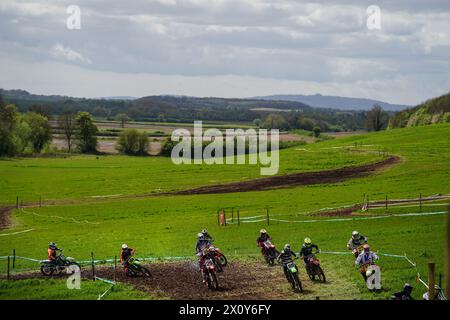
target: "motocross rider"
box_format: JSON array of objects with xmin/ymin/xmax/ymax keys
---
[
  {"xmin": 392, "ymin": 283, "xmax": 414, "ymax": 300},
  {"xmin": 299, "ymin": 237, "xmax": 320, "ymax": 265},
  {"xmin": 47, "ymin": 242, "xmax": 61, "ymax": 265},
  {"xmin": 256, "ymin": 229, "xmax": 272, "ymax": 256},
  {"xmin": 277, "ymin": 244, "xmax": 298, "ymax": 281},
  {"xmin": 200, "ymin": 229, "xmax": 214, "ymax": 243},
  {"xmin": 120, "ymin": 244, "xmax": 135, "ymax": 273},
  {"xmin": 347, "ymin": 231, "xmax": 368, "ymax": 256},
  {"xmin": 355, "ymin": 244, "xmax": 379, "ymax": 281}
]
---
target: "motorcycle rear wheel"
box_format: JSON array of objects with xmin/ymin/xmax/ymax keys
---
[
  {"xmin": 40, "ymin": 264, "xmax": 54, "ymax": 276},
  {"xmin": 207, "ymin": 271, "xmax": 219, "ymax": 290}
]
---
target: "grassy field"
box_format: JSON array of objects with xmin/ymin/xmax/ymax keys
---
[{"xmin": 0, "ymin": 123, "xmax": 449, "ymax": 299}]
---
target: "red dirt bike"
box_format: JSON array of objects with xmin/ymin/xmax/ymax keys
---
[
  {"xmin": 200, "ymin": 248, "xmax": 220, "ymax": 290},
  {"xmin": 304, "ymin": 254, "xmax": 326, "ymax": 282},
  {"xmin": 208, "ymin": 244, "xmax": 228, "ymax": 271},
  {"xmin": 260, "ymin": 240, "xmax": 279, "ymax": 265}
]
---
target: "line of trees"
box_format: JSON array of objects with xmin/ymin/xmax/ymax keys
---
[{"xmin": 0, "ymin": 95, "xmax": 100, "ymax": 157}]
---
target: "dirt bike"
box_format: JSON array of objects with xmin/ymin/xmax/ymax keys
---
[
  {"xmin": 40, "ymin": 251, "xmax": 80, "ymax": 276},
  {"xmin": 208, "ymin": 245, "xmax": 227, "ymax": 270},
  {"xmin": 261, "ymin": 240, "xmax": 279, "ymax": 265},
  {"xmin": 125, "ymin": 257, "xmax": 152, "ymax": 278},
  {"xmin": 281, "ymin": 260, "xmax": 303, "ymax": 292},
  {"xmin": 304, "ymin": 254, "xmax": 326, "ymax": 282},
  {"xmin": 201, "ymin": 249, "xmax": 220, "ymax": 290}
]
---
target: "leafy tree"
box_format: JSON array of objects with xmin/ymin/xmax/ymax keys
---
[
  {"xmin": 262, "ymin": 113, "xmax": 289, "ymax": 130},
  {"xmin": 116, "ymin": 129, "xmax": 149, "ymax": 155},
  {"xmin": 28, "ymin": 104, "xmax": 52, "ymax": 119},
  {"xmin": 312, "ymin": 126, "xmax": 321, "ymax": 138},
  {"xmin": 253, "ymin": 118, "xmax": 262, "ymax": 127},
  {"xmin": 366, "ymin": 104, "xmax": 388, "ymax": 131},
  {"xmin": 58, "ymin": 111, "xmax": 76, "ymax": 152},
  {"xmin": 75, "ymin": 112, "xmax": 98, "ymax": 153},
  {"xmin": 21, "ymin": 112, "xmax": 52, "ymax": 153},
  {"xmin": 115, "ymin": 113, "xmax": 130, "ymax": 128},
  {"xmin": 0, "ymin": 103, "xmax": 19, "ymax": 156}
]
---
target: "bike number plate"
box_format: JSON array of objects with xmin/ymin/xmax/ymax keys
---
[{"xmin": 287, "ymin": 262, "xmax": 296, "ymax": 273}]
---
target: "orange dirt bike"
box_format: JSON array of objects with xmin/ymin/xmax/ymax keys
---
[
  {"xmin": 200, "ymin": 248, "xmax": 220, "ymax": 290},
  {"xmin": 304, "ymin": 254, "xmax": 326, "ymax": 282},
  {"xmin": 261, "ymin": 240, "xmax": 280, "ymax": 265}
]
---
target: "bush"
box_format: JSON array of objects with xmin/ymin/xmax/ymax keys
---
[
  {"xmin": 75, "ymin": 112, "xmax": 98, "ymax": 153},
  {"xmin": 116, "ymin": 129, "xmax": 149, "ymax": 155}
]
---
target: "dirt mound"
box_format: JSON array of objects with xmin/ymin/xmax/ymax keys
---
[
  {"xmin": 166, "ymin": 156, "xmax": 400, "ymax": 196},
  {"xmin": 0, "ymin": 206, "xmax": 13, "ymax": 229},
  {"xmin": 93, "ymin": 261, "xmax": 304, "ymax": 300}
]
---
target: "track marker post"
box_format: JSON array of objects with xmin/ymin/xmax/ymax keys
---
[
  {"xmin": 114, "ymin": 255, "xmax": 117, "ymax": 283},
  {"xmin": 231, "ymin": 208, "xmax": 234, "ymax": 223},
  {"xmin": 39, "ymin": 196, "xmax": 42, "ymax": 208},
  {"xmin": 266, "ymin": 208, "xmax": 270, "ymax": 225},
  {"xmin": 91, "ymin": 252, "xmax": 95, "ymax": 281},
  {"xmin": 16, "ymin": 196, "xmax": 19, "ymax": 209},
  {"xmin": 12, "ymin": 249, "xmax": 15, "ymax": 270},
  {"xmin": 7, "ymin": 256, "xmax": 10, "ymax": 280},
  {"xmin": 237, "ymin": 210, "xmax": 240, "ymax": 226},
  {"xmin": 428, "ymin": 262, "xmax": 435, "ymax": 300},
  {"xmin": 420, "ymin": 193, "xmax": 423, "ymax": 212},
  {"xmin": 385, "ymin": 195, "xmax": 388, "ymax": 211}
]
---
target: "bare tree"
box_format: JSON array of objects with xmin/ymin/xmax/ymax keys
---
[
  {"xmin": 365, "ymin": 104, "xmax": 389, "ymax": 132},
  {"xmin": 58, "ymin": 111, "xmax": 76, "ymax": 152}
]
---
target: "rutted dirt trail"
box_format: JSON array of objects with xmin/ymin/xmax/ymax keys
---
[{"xmin": 165, "ymin": 156, "xmax": 400, "ymax": 196}]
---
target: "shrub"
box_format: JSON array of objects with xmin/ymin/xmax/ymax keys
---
[{"xmin": 116, "ymin": 129, "xmax": 149, "ymax": 155}]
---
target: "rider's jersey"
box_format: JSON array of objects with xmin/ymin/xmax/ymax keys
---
[
  {"xmin": 256, "ymin": 234, "xmax": 271, "ymax": 246},
  {"xmin": 277, "ymin": 250, "xmax": 297, "ymax": 265},
  {"xmin": 48, "ymin": 247, "xmax": 60, "ymax": 260},
  {"xmin": 355, "ymin": 251, "xmax": 379, "ymax": 266},
  {"xmin": 195, "ymin": 239, "xmax": 211, "ymax": 253},
  {"xmin": 347, "ymin": 235, "xmax": 368, "ymax": 249},
  {"xmin": 299, "ymin": 243, "xmax": 319, "ymax": 257},
  {"xmin": 120, "ymin": 248, "xmax": 134, "ymax": 263}
]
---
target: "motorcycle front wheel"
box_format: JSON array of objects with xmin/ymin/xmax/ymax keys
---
[{"xmin": 40, "ymin": 264, "xmax": 54, "ymax": 276}]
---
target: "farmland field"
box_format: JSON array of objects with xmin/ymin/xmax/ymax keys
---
[{"xmin": 1, "ymin": 123, "xmax": 449, "ymax": 300}]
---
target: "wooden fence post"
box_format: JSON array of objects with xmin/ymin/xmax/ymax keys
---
[
  {"xmin": 237, "ymin": 210, "xmax": 240, "ymax": 226},
  {"xmin": 266, "ymin": 208, "xmax": 270, "ymax": 225},
  {"xmin": 91, "ymin": 252, "xmax": 95, "ymax": 281},
  {"xmin": 420, "ymin": 193, "xmax": 422, "ymax": 212},
  {"xmin": 114, "ymin": 255, "xmax": 117, "ymax": 283},
  {"xmin": 428, "ymin": 262, "xmax": 435, "ymax": 300},
  {"xmin": 446, "ymin": 205, "xmax": 450, "ymax": 300},
  {"xmin": 7, "ymin": 256, "xmax": 10, "ymax": 280}
]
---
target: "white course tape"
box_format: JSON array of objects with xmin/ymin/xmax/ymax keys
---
[{"xmin": 0, "ymin": 229, "xmax": 34, "ymax": 237}]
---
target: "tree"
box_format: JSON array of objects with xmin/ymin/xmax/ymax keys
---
[
  {"xmin": 22, "ymin": 112, "xmax": 52, "ymax": 153},
  {"xmin": 262, "ymin": 113, "xmax": 289, "ymax": 130},
  {"xmin": 58, "ymin": 111, "xmax": 76, "ymax": 152},
  {"xmin": 0, "ymin": 103, "xmax": 19, "ymax": 156},
  {"xmin": 253, "ymin": 118, "xmax": 262, "ymax": 127},
  {"xmin": 75, "ymin": 112, "xmax": 98, "ymax": 153},
  {"xmin": 115, "ymin": 129, "xmax": 149, "ymax": 155},
  {"xmin": 115, "ymin": 113, "xmax": 130, "ymax": 128},
  {"xmin": 312, "ymin": 126, "xmax": 321, "ymax": 138},
  {"xmin": 366, "ymin": 104, "xmax": 389, "ymax": 131},
  {"xmin": 28, "ymin": 104, "xmax": 52, "ymax": 120}
]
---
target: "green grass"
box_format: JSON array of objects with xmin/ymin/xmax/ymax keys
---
[
  {"xmin": 1, "ymin": 123, "xmax": 450, "ymax": 299},
  {"xmin": 0, "ymin": 278, "xmax": 148, "ymax": 300}
]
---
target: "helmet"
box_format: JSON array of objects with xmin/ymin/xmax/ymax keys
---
[
  {"xmin": 197, "ymin": 233, "xmax": 204, "ymax": 239},
  {"xmin": 201, "ymin": 229, "xmax": 207, "ymax": 234},
  {"xmin": 284, "ymin": 244, "xmax": 291, "ymax": 250},
  {"xmin": 404, "ymin": 283, "xmax": 413, "ymax": 292},
  {"xmin": 260, "ymin": 229, "xmax": 267, "ymax": 234},
  {"xmin": 363, "ymin": 244, "xmax": 370, "ymax": 252},
  {"xmin": 352, "ymin": 231, "xmax": 360, "ymax": 239},
  {"xmin": 122, "ymin": 244, "xmax": 128, "ymax": 249},
  {"xmin": 304, "ymin": 237, "xmax": 312, "ymax": 245},
  {"xmin": 49, "ymin": 242, "xmax": 57, "ymax": 248}
]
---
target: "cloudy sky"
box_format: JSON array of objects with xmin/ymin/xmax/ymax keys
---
[{"xmin": 1, "ymin": 0, "xmax": 449, "ymax": 105}]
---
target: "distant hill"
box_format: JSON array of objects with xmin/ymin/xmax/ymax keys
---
[
  {"xmin": 253, "ymin": 94, "xmax": 409, "ymax": 111},
  {"xmin": 390, "ymin": 92, "xmax": 450, "ymax": 128},
  {"xmin": 99, "ymin": 96, "xmax": 137, "ymax": 100}
]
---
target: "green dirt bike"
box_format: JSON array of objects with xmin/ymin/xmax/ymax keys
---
[
  {"xmin": 40, "ymin": 251, "xmax": 80, "ymax": 276},
  {"xmin": 281, "ymin": 260, "xmax": 303, "ymax": 293},
  {"xmin": 125, "ymin": 257, "xmax": 152, "ymax": 278}
]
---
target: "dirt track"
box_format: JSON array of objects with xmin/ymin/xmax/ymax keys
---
[
  {"xmin": 0, "ymin": 206, "xmax": 13, "ymax": 230},
  {"xmin": 166, "ymin": 156, "xmax": 400, "ymax": 196},
  {"xmin": 6, "ymin": 261, "xmax": 319, "ymax": 300}
]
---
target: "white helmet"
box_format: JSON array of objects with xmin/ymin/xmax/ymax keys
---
[
  {"xmin": 201, "ymin": 229, "xmax": 208, "ymax": 234},
  {"xmin": 122, "ymin": 244, "xmax": 128, "ymax": 249},
  {"xmin": 352, "ymin": 231, "xmax": 360, "ymax": 239},
  {"xmin": 284, "ymin": 244, "xmax": 291, "ymax": 250}
]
